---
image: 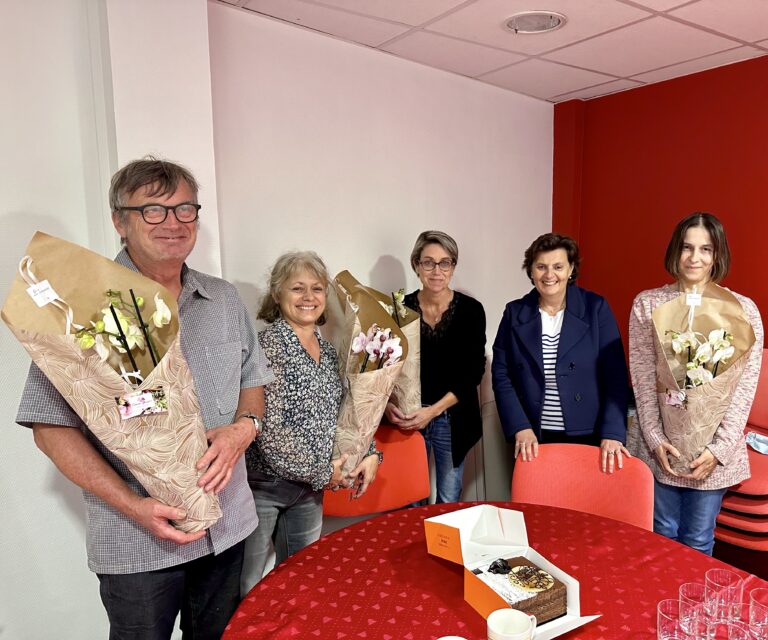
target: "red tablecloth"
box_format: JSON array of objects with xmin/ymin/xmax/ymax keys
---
[{"xmin": 223, "ymin": 502, "xmax": 767, "ymax": 640}]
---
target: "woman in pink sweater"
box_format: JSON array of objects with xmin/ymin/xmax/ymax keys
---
[{"xmin": 629, "ymin": 212, "xmax": 763, "ymax": 555}]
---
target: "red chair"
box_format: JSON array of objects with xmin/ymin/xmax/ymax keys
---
[
  {"xmin": 510, "ymin": 443, "xmax": 655, "ymax": 531},
  {"xmin": 323, "ymin": 423, "xmax": 429, "ymax": 517},
  {"xmin": 715, "ymin": 349, "xmax": 768, "ymax": 552}
]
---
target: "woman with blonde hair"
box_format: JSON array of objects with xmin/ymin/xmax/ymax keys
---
[{"xmin": 241, "ymin": 251, "xmax": 380, "ymax": 592}]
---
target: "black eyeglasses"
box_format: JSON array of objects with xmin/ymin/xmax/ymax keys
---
[
  {"xmin": 418, "ymin": 258, "xmax": 455, "ymax": 272},
  {"xmin": 118, "ymin": 203, "xmax": 201, "ymax": 225}
]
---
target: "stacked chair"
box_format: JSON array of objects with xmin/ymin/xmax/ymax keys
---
[
  {"xmin": 714, "ymin": 349, "xmax": 768, "ymax": 562},
  {"xmin": 323, "ymin": 422, "xmax": 429, "ymax": 517}
]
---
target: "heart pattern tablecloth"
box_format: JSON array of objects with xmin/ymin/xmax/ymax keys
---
[{"xmin": 224, "ymin": 502, "xmax": 766, "ymax": 640}]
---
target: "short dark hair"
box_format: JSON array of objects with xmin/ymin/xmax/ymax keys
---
[
  {"xmin": 522, "ymin": 233, "xmax": 581, "ymax": 284},
  {"xmin": 664, "ymin": 212, "xmax": 730, "ymax": 283},
  {"xmin": 109, "ymin": 156, "xmax": 199, "ymax": 220},
  {"xmin": 409, "ymin": 230, "xmax": 459, "ymax": 272}
]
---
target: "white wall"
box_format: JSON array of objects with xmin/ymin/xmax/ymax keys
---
[
  {"xmin": 207, "ymin": 3, "xmax": 553, "ymax": 502},
  {"xmin": 0, "ymin": 1, "xmax": 553, "ymax": 637},
  {"xmin": 105, "ymin": 0, "xmax": 223, "ymax": 276},
  {"xmin": 0, "ymin": 2, "xmax": 112, "ymax": 638}
]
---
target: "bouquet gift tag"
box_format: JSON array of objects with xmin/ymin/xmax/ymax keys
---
[
  {"xmin": 685, "ymin": 292, "xmax": 702, "ymax": 308},
  {"xmin": 26, "ymin": 280, "xmax": 59, "ymax": 308},
  {"xmin": 117, "ymin": 387, "xmax": 168, "ymax": 419}
]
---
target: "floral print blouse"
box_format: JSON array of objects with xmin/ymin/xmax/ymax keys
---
[{"xmin": 246, "ymin": 318, "xmax": 343, "ymax": 490}]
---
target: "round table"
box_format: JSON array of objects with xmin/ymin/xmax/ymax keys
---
[{"xmin": 223, "ymin": 502, "xmax": 767, "ymax": 640}]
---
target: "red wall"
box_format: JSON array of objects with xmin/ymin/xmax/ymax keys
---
[{"xmin": 553, "ymin": 55, "xmax": 768, "ymax": 350}]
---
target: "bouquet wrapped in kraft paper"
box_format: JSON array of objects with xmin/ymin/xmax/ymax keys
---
[
  {"xmin": 332, "ymin": 271, "xmax": 419, "ymax": 475},
  {"xmin": 2, "ymin": 232, "xmax": 221, "ymax": 532},
  {"xmin": 652, "ymin": 283, "xmax": 756, "ymax": 475}
]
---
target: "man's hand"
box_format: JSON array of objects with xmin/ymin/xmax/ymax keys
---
[
  {"xmin": 196, "ymin": 419, "xmax": 254, "ymax": 493},
  {"xmin": 128, "ymin": 497, "xmax": 207, "ymax": 545}
]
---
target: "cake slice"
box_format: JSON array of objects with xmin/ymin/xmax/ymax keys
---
[{"xmin": 474, "ymin": 556, "xmax": 567, "ymax": 624}]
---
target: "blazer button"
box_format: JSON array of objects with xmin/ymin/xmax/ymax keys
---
[
  {"xmin": 575, "ymin": 393, "xmax": 582, "ymax": 401},
  {"xmin": 569, "ymin": 362, "xmax": 576, "ymax": 370}
]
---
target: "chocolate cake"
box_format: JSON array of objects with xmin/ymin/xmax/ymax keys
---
[{"xmin": 475, "ymin": 556, "xmax": 567, "ymax": 624}]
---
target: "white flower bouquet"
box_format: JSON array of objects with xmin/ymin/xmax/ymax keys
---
[
  {"xmin": 1, "ymin": 232, "xmax": 221, "ymax": 532},
  {"xmin": 331, "ymin": 271, "xmax": 417, "ymax": 475},
  {"xmin": 652, "ymin": 283, "xmax": 756, "ymax": 474}
]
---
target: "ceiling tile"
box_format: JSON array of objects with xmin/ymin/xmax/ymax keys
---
[
  {"xmin": 627, "ymin": 0, "xmax": 691, "ymax": 10},
  {"xmin": 243, "ymin": 0, "xmax": 409, "ymax": 46},
  {"xmin": 480, "ymin": 58, "xmax": 615, "ymax": 100},
  {"xmin": 552, "ymin": 78, "xmax": 644, "ymax": 101},
  {"xmin": 303, "ymin": 0, "xmax": 468, "ymax": 27},
  {"xmin": 382, "ymin": 31, "xmax": 526, "ymax": 78},
  {"xmin": 544, "ymin": 16, "xmax": 738, "ymax": 76},
  {"xmin": 427, "ymin": 0, "xmax": 650, "ymax": 55},
  {"xmin": 631, "ymin": 46, "xmax": 766, "ymax": 83},
  {"xmin": 669, "ymin": 0, "xmax": 768, "ymax": 42}
]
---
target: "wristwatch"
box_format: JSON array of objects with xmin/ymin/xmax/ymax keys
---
[{"xmin": 236, "ymin": 413, "xmax": 263, "ymax": 439}]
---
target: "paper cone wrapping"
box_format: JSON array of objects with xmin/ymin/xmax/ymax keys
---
[
  {"xmin": 332, "ymin": 271, "xmax": 412, "ymax": 474},
  {"xmin": 651, "ymin": 283, "xmax": 756, "ymax": 474},
  {"xmin": 2, "ymin": 232, "xmax": 221, "ymax": 532}
]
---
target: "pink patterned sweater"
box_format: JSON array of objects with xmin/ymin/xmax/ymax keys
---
[{"xmin": 629, "ymin": 284, "xmax": 764, "ymax": 489}]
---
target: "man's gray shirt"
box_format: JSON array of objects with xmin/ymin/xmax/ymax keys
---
[{"xmin": 16, "ymin": 249, "xmax": 274, "ymax": 573}]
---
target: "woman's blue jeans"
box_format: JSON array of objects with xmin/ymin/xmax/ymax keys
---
[
  {"xmin": 653, "ymin": 479, "xmax": 726, "ymax": 556},
  {"xmin": 240, "ymin": 470, "xmax": 323, "ymax": 595},
  {"xmin": 421, "ymin": 411, "xmax": 465, "ymax": 503}
]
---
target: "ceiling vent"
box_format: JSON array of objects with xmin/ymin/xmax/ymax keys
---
[{"xmin": 505, "ymin": 11, "xmax": 567, "ymax": 35}]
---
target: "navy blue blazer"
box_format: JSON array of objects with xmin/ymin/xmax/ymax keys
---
[{"xmin": 491, "ymin": 284, "xmax": 628, "ymax": 443}]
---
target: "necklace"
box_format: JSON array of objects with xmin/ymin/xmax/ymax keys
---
[
  {"xmin": 419, "ymin": 291, "xmax": 453, "ymax": 326},
  {"xmin": 539, "ymin": 299, "xmax": 565, "ymax": 316}
]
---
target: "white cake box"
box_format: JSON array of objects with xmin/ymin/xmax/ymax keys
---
[{"xmin": 424, "ymin": 505, "xmax": 599, "ymax": 640}]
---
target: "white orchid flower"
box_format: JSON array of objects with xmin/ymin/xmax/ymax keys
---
[
  {"xmin": 125, "ymin": 323, "xmax": 145, "ymax": 350},
  {"xmin": 351, "ymin": 332, "xmax": 368, "ymax": 354},
  {"xmin": 671, "ymin": 330, "xmax": 699, "ymax": 354},
  {"xmin": 694, "ymin": 341, "xmax": 713, "ymax": 364},
  {"xmin": 393, "ymin": 289, "xmax": 407, "ymax": 318},
  {"xmin": 686, "ymin": 365, "xmax": 713, "ymax": 386},
  {"xmin": 713, "ymin": 345, "xmax": 735, "ymax": 364},
  {"xmin": 102, "ymin": 306, "xmax": 129, "ymax": 335},
  {"xmin": 94, "ymin": 334, "xmax": 111, "ymax": 361},
  {"xmin": 151, "ymin": 293, "xmax": 172, "ymax": 328}
]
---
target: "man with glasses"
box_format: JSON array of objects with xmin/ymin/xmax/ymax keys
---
[{"xmin": 17, "ymin": 157, "xmax": 274, "ymax": 639}]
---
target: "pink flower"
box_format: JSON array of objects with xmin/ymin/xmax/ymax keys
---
[
  {"xmin": 351, "ymin": 332, "xmax": 368, "ymax": 354},
  {"xmin": 381, "ymin": 337, "xmax": 402, "ymax": 367}
]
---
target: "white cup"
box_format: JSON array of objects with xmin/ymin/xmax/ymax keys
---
[
  {"xmin": 487, "ymin": 608, "xmax": 538, "ymax": 640},
  {"xmin": 436, "ymin": 637, "xmax": 468, "ymax": 640}
]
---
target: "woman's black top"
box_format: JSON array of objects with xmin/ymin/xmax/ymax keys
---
[{"xmin": 404, "ymin": 290, "xmax": 486, "ymax": 466}]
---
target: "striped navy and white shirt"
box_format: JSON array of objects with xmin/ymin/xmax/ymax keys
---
[{"xmin": 540, "ymin": 308, "xmax": 565, "ymax": 431}]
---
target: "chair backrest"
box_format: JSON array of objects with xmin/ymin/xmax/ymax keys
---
[
  {"xmin": 746, "ymin": 349, "xmax": 768, "ymax": 430},
  {"xmin": 510, "ymin": 443, "xmax": 654, "ymax": 531},
  {"xmin": 323, "ymin": 423, "xmax": 429, "ymax": 517}
]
